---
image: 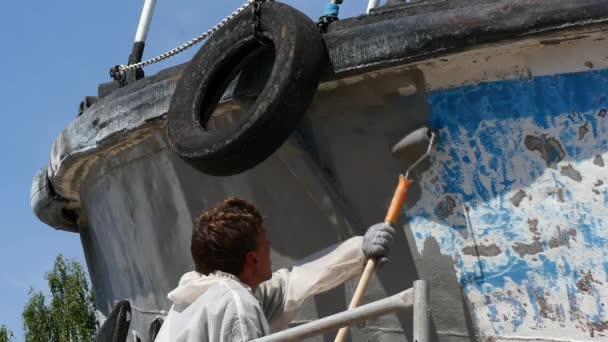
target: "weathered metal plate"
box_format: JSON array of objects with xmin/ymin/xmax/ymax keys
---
[{"xmin": 410, "ymin": 68, "xmax": 608, "ymax": 340}]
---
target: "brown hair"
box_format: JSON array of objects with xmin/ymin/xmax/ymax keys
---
[{"xmin": 191, "ymin": 198, "xmax": 263, "ymax": 275}]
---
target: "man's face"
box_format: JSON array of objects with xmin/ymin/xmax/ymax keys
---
[{"xmin": 254, "ymin": 226, "xmax": 272, "ymax": 282}]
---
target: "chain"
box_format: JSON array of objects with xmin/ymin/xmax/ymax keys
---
[{"xmin": 110, "ymin": 0, "xmax": 264, "ymax": 81}]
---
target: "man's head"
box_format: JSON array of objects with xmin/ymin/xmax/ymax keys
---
[{"xmin": 191, "ymin": 198, "xmax": 272, "ymax": 287}]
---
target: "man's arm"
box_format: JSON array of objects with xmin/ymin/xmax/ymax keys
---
[
  {"xmin": 256, "ymin": 236, "xmax": 365, "ymax": 331},
  {"xmin": 256, "ymin": 223, "xmax": 395, "ymax": 331}
]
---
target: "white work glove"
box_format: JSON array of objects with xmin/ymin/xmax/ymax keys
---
[{"xmin": 362, "ymin": 222, "xmax": 396, "ymax": 267}]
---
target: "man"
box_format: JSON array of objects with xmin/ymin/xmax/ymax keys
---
[
  {"xmin": 318, "ymin": 0, "xmax": 343, "ymax": 33},
  {"xmin": 323, "ymin": 0, "xmax": 343, "ymax": 17},
  {"xmin": 155, "ymin": 198, "xmax": 396, "ymax": 341}
]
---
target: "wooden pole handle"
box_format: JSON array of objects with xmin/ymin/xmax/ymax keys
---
[
  {"xmin": 385, "ymin": 175, "xmax": 412, "ymax": 225},
  {"xmin": 334, "ymin": 258, "xmax": 376, "ymax": 341},
  {"xmin": 334, "ymin": 175, "xmax": 412, "ymax": 342}
]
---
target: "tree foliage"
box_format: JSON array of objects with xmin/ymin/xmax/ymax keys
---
[
  {"xmin": 22, "ymin": 290, "xmax": 53, "ymax": 342},
  {"xmin": 0, "ymin": 325, "xmax": 14, "ymax": 342},
  {"xmin": 22, "ymin": 255, "xmax": 97, "ymax": 342}
]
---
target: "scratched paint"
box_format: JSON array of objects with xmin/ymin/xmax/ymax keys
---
[{"xmin": 409, "ymin": 69, "xmax": 608, "ymax": 340}]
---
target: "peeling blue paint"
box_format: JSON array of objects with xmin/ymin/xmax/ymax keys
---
[{"xmin": 410, "ymin": 68, "xmax": 608, "ymax": 339}]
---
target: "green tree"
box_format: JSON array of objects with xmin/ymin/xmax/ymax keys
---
[
  {"xmin": 22, "ymin": 290, "xmax": 53, "ymax": 342},
  {"xmin": 0, "ymin": 325, "xmax": 14, "ymax": 342},
  {"xmin": 22, "ymin": 255, "xmax": 97, "ymax": 342}
]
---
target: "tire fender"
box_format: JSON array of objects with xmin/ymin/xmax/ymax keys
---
[{"xmin": 167, "ymin": 2, "xmax": 326, "ymax": 176}]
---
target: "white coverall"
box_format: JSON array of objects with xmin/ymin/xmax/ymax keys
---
[{"xmin": 155, "ymin": 236, "xmax": 365, "ymax": 342}]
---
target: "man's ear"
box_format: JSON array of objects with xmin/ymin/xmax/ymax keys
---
[{"xmin": 245, "ymin": 251, "xmax": 258, "ymax": 267}]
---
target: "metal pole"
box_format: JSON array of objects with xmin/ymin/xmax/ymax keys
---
[
  {"xmin": 126, "ymin": 0, "xmax": 157, "ymax": 83},
  {"xmin": 367, "ymin": 0, "xmax": 381, "ymax": 13},
  {"xmin": 252, "ymin": 288, "xmax": 414, "ymax": 342},
  {"xmin": 135, "ymin": 0, "xmax": 158, "ymax": 44},
  {"xmin": 413, "ymin": 280, "xmax": 429, "ymax": 342}
]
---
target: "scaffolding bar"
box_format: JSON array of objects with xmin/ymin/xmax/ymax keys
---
[
  {"xmin": 252, "ymin": 288, "xmax": 414, "ymax": 342},
  {"xmin": 413, "ymin": 280, "xmax": 429, "ymax": 342}
]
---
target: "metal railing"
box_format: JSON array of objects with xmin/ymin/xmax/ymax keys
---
[{"xmin": 252, "ymin": 280, "xmax": 429, "ymax": 342}]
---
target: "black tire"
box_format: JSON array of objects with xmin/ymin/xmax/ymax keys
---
[{"xmin": 167, "ymin": 2, "xmax": 326, "ymax": 176}]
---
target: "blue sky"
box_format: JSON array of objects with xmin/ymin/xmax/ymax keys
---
[{"xmin": 0, "ymin": 0, "xmax": 367, "ymax": 339}]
